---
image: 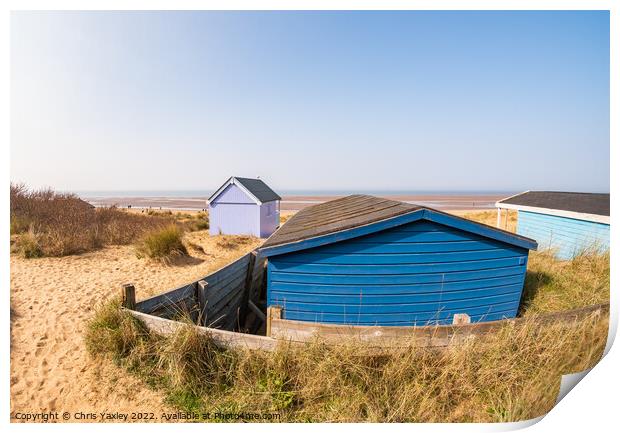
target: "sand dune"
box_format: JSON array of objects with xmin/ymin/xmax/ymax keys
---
[{"xmin": 10, "ymin": 232, "xmax": 262, "ymax": 422}]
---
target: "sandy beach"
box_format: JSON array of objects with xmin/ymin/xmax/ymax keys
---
[
  {"xmin": 83, "ymin": 193, "xmax": 509, "ymax": 212},
  {"xmin": 10, "ymin": 232, "xmax": 261, "ymax": 421}
]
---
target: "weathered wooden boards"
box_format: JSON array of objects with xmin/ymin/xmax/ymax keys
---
[
  {"xmin": 261, "ymin": 195, "xmax": 418, "ymax": 249},
  {"xmin": 269, "ymin": 303, "xmax": 609, "ymax": 348},
  {"xmin": 134, "ymin": 283, "xmax": 197, "ymax": 319},
  {"xmin": 127, "ymin": 309, "xmax": 278, "ymax": 351},
  {"xmin": 133, "ymin": 249, "xmax": 267, "ymax": 332},
  {"xmin": 128, "ymin": 303, "xmax": 609, "ymax": 352},
  {"xmin": 122, "ymin": 284, "xmax": 136, "ymax": 310}
]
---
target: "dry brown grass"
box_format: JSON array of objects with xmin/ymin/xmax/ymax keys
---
[
  {"xmin": 135, "ymin": 225, "xmax": 188, "ymax": 264},
  {"xmin": 521, "ymin": 250, "xmax": 610, "ymax": 314},
  {"xmin": 10, "ymin": 183, "xmax": 176, "ymax": 257},
  {"xmin": 87, "ymin": 304, "xmax": 608, "ymax": 422},
  {"xmin": 150, "ymin": 210, "xmax": 210, "ymax": 232},
  {"xmin": 216, "ymin": 235, "xmax": 257, "ymax": 250},
  {"xmin": 280, "ymin": 213, "xmax": 292, "ymax": 225},
  {"xmin": 461, "ymin": 209, "xmax": 518, "ymax": 232}
]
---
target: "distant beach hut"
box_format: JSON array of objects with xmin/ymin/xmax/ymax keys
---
[
  {"xmin": 259, "ymin": 195, "xmax": 537, "ymax": 326},
  {"xmin": 495, "ymin": 191, "xmax": 609, "ymax": 260},
  {"xmin": 207, "ymin": 177, "xmax": 281, "ymax": 238}
]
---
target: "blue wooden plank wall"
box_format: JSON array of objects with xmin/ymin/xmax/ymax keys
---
[
  {"xmin": 517, "ymin": 211, "xmax": 609, "ymax": 260},
  {"xmin": 267, "ymin": 220, "xmax": 530, "ymax": 326}
]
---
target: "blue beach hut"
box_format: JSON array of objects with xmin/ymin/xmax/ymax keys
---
[
  {"xmin": 496, "ymin": 191, "xmax": 609, "ymax": 260},
  {"xmin": 207, "ymin": 177, "xmax": 281, "ymax": 238},
  {"xmin": 259, "ymin": 195, "xmax": 537, "ymax": 327}
]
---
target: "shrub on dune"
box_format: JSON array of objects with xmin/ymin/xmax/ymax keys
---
[
  {"xmin": 135, "ymin": 224, "xmax": 188, "ymax": 263},
  {"xmin": 9, "ymin": 183, "xmax": 175, "ymax": 257},
  {"xmin": 12, "ymin": 228, "xmax": 44, "ymax": 258}
]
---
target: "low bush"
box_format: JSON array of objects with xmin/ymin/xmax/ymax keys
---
[
  {"xmin": 10, "ymin": 183, "xmax": 175, "ymax": 257},
  {"xmin": 177, "ymin": 211, "xmax": 209, "ymax": 232},
  {"xmin": 135, "ymin": 225, "xmax": 188, "ymax": 263},
  {"xmin": 192, "ymin": 219, "xmax": 210, "ymax": 231},
  {"xmin": 11, "ymin": 228, "xmax": 43, "ymax": 258}
]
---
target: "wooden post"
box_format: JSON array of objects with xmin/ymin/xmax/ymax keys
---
[
  {"xmin": 197, "ymin": 280, "xmax": 208, "ymax": 326},
  {"xmin": 496, "ymin": 207, "xmax": 501, "ymax": 228},
  {"xmin": 266, "ymin": 306, "xmax": 282, "ymax": 337},
  {"xmin": 248, "ymin": 300, "xmax": 266, "ymax": 323},
  {"xmin": 453, "ymin": 313, "xmax": 471, "ymax": 325},
  {"xmin": 237, "ymin": 251, "xmax": 257, "ymax": 331},
  {"xmin": 122, "ymin": 283, "xmax": 136, "ymax": 310}
]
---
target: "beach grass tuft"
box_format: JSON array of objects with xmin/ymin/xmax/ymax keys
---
[
  {"xmin": 186, "ymin": 212, "xmax": 210, "ymax": 231},
  {"xmin": 84, "ymin": 298, "xmax": 153, "ymax": 363},
  {"xmin": 216, "ymin": 235, "xmax": 256, "ymax": 250},
  {"xmin": 135, "ymin": 224, "xmax": 188, "ymax": 263},
  {"xmin": 11, "ymin": 228, "xmax": 44, "ymax": 258}
]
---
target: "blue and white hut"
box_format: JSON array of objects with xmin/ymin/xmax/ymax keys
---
[
  {"xmin": 259, "ymin": 195, "xmax": 537, "ymax": 327},
  {"xmin": 208, "ymin": 177, "xmax": 281, "ymax": 238},
  {"xmin": 496, "ymin": 191, "xmax": 609, "ymax": 260}
]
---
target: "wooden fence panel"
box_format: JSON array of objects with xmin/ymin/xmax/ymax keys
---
[
  {"xmin": 249, "ymin": 255, "xmax": 267, "ymax": 302},
  {"xmin": 127, "ymin": 302, "xmax": 609, "ymax": 353},
  {"xmin": 133, "ymin": 252, "xmax": 254, "ymax": 330},
  {"xmin": 269, "ymin": 303, "xmax": 609, "ymax": 348},
  {"xmin": 127, "ymin": 310, "xmax": 278, "ymax": 351},
  {"xmin": 200, "ymin": 253, "xmax": 251, "ymax": 330},
  {"xmin": 135, "ymin": 283, "xmax": 196, "ymax": 319}
]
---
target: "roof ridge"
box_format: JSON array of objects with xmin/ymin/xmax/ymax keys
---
[
  {"xmin": 259, "ymin": 194, "xmax": 537, "ymax": 256},
  {"xmin": 208, "ymin": 176, "xmax": 281, "ymax": 204}
]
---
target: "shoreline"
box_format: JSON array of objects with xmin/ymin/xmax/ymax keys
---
[{"xmin": 83, "ymin": 193, "xmax": 507, "ymax": 212}]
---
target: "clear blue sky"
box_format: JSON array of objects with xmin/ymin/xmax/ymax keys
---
[{"xmin": 11, "ymin": 11, "xmax": 609, "ymax": 193}]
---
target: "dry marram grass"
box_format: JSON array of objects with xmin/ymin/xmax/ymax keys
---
[
  {"xmin": 135, "ymin": 225, "xmax": 188, "ymax": 263},
  {"xmin": 86, "ymin": 305, "xmax": 608, "ymax": 422},
  {"xmin": 10, "ymin": 183, "xmax": 177, "ymax": 257}
]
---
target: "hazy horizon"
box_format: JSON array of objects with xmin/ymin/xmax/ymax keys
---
[
  {"xmin": 11, "ymin": 11, "xmax": 610, "ymax": 193},
  {"xmin": 71, "ymin": 188, "xmax": 523, "ymax": 197}
]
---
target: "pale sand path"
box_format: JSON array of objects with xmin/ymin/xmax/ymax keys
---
[{"xmin": 10, "ymin": 232, "xmax": 262, "ymax": 422}]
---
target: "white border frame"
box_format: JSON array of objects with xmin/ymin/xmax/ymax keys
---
[{"xmin": 2, "ymin": 3, "xmax": 615, "ymax": 432}]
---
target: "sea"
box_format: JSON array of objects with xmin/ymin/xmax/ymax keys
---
[{"xmin": 74, "ymin": 189, "xmax": 516, "ymax": 211}]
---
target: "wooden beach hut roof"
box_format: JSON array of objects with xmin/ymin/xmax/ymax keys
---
[
  {"xmin": 260, "ymin": 194, "xmax": 537, "ymax": 257},
  {"xmin": 496, "ymin": 191, "xmax": 610, "ymax": 224},
  {"xmin": 497, "ymin": 191, "xmax": 609, "ymax": 216},
  {"xmin": 208, "ymin": 176, "xmax": 281, "ymax": 204}
]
